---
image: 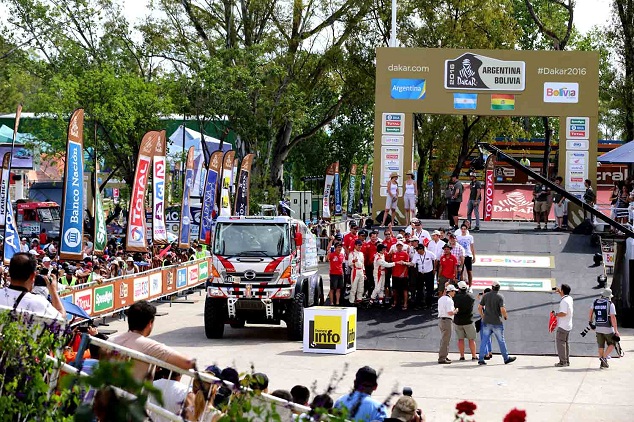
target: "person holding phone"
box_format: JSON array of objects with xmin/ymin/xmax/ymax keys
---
[{"xmin": 553, "ymin": 284, "xmax": 573, "ymax": 367}]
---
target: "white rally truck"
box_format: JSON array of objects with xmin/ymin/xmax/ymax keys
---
[{"xmin": 205, "ymin": 216, "xmax": 324, "ymax": 340}]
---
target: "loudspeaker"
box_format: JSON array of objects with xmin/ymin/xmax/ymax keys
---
[{"xmin": 572, "ymin": 219, "xmax": 593, "ymax": 235}]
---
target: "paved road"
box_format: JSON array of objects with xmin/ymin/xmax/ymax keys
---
[{"xmin": 102, "ymin": 290, "xmax": 634, "ymax": 422}]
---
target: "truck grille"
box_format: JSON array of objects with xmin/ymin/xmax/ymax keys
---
[{"xmin": 225, "ymin": 271, "xmax": 277, "ymax": 283}]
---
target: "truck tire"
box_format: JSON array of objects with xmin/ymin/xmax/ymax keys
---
[
  {"xmin": 287, "ymin": 292, "xmax": 305, "ymax": 341},
  {"xmin": 204, "ymin": 298, "xmax": 225, "ymax": 339}
]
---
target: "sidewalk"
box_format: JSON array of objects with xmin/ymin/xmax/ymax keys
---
[{"xmin": 103, "ymin": 296, "xmax": 634, "ymax": 422}]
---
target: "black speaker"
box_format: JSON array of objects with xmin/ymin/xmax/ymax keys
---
[{"xmin": 572, "ymin": 219, "xmax": 593, "ymax": 235}]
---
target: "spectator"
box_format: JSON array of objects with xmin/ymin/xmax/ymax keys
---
[
  {"xmin": 150, "ymin": 368, "xmax": 189, "ymax": 422},
  {"xmin": 454, "ymin": 224, "xmax": 475, "ymax": 287},
  {"xmin": 438, "ymin": 285, "xmax": 458, "ymax": 364},
  {"xmin": 553, "ymin": 284, "xmax": 573, "ymax": 367},
  {"xmin": 249, "ymin": 372, "xmax": 269, "ymax": 393},
  {"xmin": 466, "ymin": 172, "xmax": 482, "ymax": 231},
  {"xmin": 453, "ymin": 281, "xmax": 478, "ymax": 361},
  {"xmin": 334, "ymin": 366, "xmax": 387, "ymax": 421},
  {"xmin": 109, "ymin": 300, "xmax": 194, "ymax": 380},
  {"xmin": 19, "ymin": 237, "xmax": 29, "ymax": 253},
  {"xmin": 271, "ymin": 389, "xmax": 293, "ymax": 402},
  {"xmin": 124, "ymin": 256, "xmax": 139, "ymax": 275},
  {"xmin": 589, "ymin": 288, "xmax": 619, "ymax": 369},
  {"xmin": 0, "ymin": 252, "xmax": 66, "ymax": 319},
  {"xmin": 448, "ymin": 174, "xmax": 464, "ymax": 230},
  {"xmin": 291, "ymin": 385, "xmax": 310, "ymax": 406},
  {"xmin": 478, "ymin": 281, "xmax": 516, "ymax": 365},
  {"xmin": 532, "ymin": 178, "xmax": 550, "ymax": 230},
  {"xmin": 552, "ymin": 176, "xmax": 568, "ymax": 231},
  {"xmin": 385, "ymin": 395, "xmax": 423, "ymax": 422},
  {"xmin": 437, "ymin": 244, "xmax": 457, "ymax": 295},
  {"xmin": 478, "ymin": 288, "xmax": 493, "ymax": 360}
]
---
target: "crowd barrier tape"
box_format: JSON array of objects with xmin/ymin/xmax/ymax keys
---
[{"xmin": 59, "ymin": 258, "xmax": 212, "ymax": 319}]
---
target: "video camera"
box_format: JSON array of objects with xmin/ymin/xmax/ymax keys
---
[{"xmin": 580, "ymin": 322, "xmax": 596, "ymax": 337}]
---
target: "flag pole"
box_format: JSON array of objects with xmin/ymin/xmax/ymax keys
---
[{"xmin": 390, "ymin": 0, "xmax": 397, "ymax": 47}]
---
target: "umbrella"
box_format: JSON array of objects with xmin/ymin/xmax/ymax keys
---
[{"xmin": 61, "ymin": 297, "xmax": 91, "ymax": 319}]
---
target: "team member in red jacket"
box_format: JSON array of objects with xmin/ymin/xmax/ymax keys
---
[
  {"xmin": 438, "ymin": 244, "xmax": 458, "ymax": 296},
  {"xmin": 382, "ymin": 230, "xmax": 397, "ymax": 301},
  {"xmin": 326, "ymin": 242, "xmax": 346, "ymax": 305},
  {"xmin": 391, "ymin": 242, "xmax": 411, "ymax": 310}
]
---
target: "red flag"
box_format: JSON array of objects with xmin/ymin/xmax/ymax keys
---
[{"xmin": 548, "ymin": 312, "xmax": 557, "ymax": 333}]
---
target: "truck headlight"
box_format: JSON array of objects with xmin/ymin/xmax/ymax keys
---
[
  {"xmin": 207, "ymin": 287, "xmax": 225, "ymax": 298},
  {"xmin": 272, "ymin": 288, "xmax": 293, "ymax": 299}
]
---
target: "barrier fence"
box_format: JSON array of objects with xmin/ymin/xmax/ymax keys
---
[{"xmin": 59, "ymin": 258, "xmax": 212, "ymax": 320}]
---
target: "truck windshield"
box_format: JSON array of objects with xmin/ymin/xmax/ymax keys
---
[
  {"xmin": 37, "ymin": 207, "xmax": 59, "ymax": 222},
  {"xmin": 213, "ymin": 223, "xmax": 290, "ymax": 257}
]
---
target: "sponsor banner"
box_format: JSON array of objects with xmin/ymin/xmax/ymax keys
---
[
  {"xmin": 166, "ymin": 206, "xmax": 201, "ymax": 241},
  {"xmin": 472, "ymin": 277, "xmax": 555, "ymax": 292},
  {"xmin": 234, "ymin": 153, "xmax": 255, "ymax": 217},
  {"xmin": 219, "ymin": 150, "xmax": 235, "ymax": 217},
  {"xmin": 544, "ymin": 82, "xmax": 578, "ymax": 103},
  {"xmin": 93, "ymin": 284, "xmax": 114, "ymax": 313},
  {"xmin": 152, "ymin": 131, "xmax": 168, "ymax": 244},
  {"xmin": 199, "ymin": 261, "xmax": 208, "ymax": 281},
  {"xmin": 347, "ymin": 164, "xmax": 357, "ymax": 214},
  {"xmin": 126, "ymin": 131, "xmax": 159, "ymax": 252},
  {"xmin": 176, "ymin": 267, "xmax": 188, "ymax": 289},
  {"xmin": 474, "ymin": 254, "xmax": 554, "ymax": 269},
  {"xmin": 115, "ymin": 278, "xmax": 134, "ymax": 309},
  {"xmin": 445, "ymin": 53, "xmax": 525, "ymax": 91},
  {"xmin": 566, "ymin": 140, "xmax": 589, "ymax": 151},
  {"xmin": 380, "ymin": 146, "xmax": 404, "ymax": 188},
  {"xmin": 491, "ymin": 94, "xmax": 515, "ymax": 110},
  {"xmin": 368, "ymin": 173, "xmax": 373, "ymax": 214},
  {"xmin": 381, "ymin": 113, "xmax": 405, "ymax": 135},
  {"xmin": 347, "ymin": 313, "xmax": 356, "ymax": 350},
  {"xmin": 390, "ymin": 78, "xmax": 426, "ymax": 100},
  {"xmin": 309, "ymin": 315, "xmax": 342, "ymax": 350},
  {"xmin": 200, "ymin": 151, "xmax": 223, "ymax": 244},
  {"xmin": 381, "ymin": 135, "xmax": 404, "ymax": 146},
  {"xmin": 232, "ymin": 157, "xmax": 239, "ymax": 195},
  {"xmin": 453, "ymin": 93, "xmax": 477, "ymax": 110},
  {"xmin": 601, "ymin": 239, "xmax": 616, "ymax": 268},
  {"xmin": 60, "ymin": 109, "xmax": 85, "ymax": 260},
  {"xmin": 188, "ymin": 264, "xmax": 199, "ymax": 286},
  {"xmin": 566, "ymin": 117, "xmax": 589, "ymax": 139},
  {"xmin": 0, "ymin": 153, "xmax": 10, "ymax": 227},
  {"xmin": 163, "ymin": 268, "xmax": 176, "ymax": 294},
  {"xmin": 74, "ymin": 289, "xmax": 93, "ymax": 315},
  {"xmin": 3, "ymin": 201, "xmax": 19, "ymax": 264},
  {"xmin": 149, "ymin": 271, "xmax": 162, "ymax": 298},
  {"xmin": 179, "ymin": 146, "xmax": 195, "ymax": 249},
  {"xmin": 358, "ymin": 164, "xmax": 367, "ymax": 213},
  {"xmin": 566, "ymin": 151, "xmax": 589, "ymax": 191},
  {"xmin": 322, "ymin": 163, "xmax": 336, "ymax": 220},
  {"xmin": 94, "ymin": 161, "xmax": 107, "ymax": 254},
  {"xmin": 483, "ymin": 156, "xmax": 495, "ymax": 221},
  {"xmin": 334, "ymin": 162, "xmax": 342, "ymax": 216},
  {"xmin": 133, "ymin": 276, "xmax": 150, "ymax": 301}
]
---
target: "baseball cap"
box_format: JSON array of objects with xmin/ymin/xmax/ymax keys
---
[
  {"xmin": 442, "ymin": 244, "xmax": 452, "ymax": 249},
  {"xmin": 354, "ymin": 239, "xmax": 363, "ymax": 245},
  {"xmin": 415, "ymin": 244, "xmax": 425, "ymax": 250},
  {"xmin": 446, "ymin": 284, "xmax": 458, "ymax": 292},
  {"xmin": 432, "ymin": 230, "xmax": 441, "ymax": 236},
  {"xmin": 391, "ymin": 396, "xmax": 417, "ymax": 422},
  {"xmin": 491, "ymin": 280, "xmax": 501, "ymax": 287},
  {"xmin": 411, "ymin": 218, "xmax": 420, "ymax": 223},
  {"xmin": 601, "ymin": 288, "xmax": 613, "ymax": 298},
  {"xmin": 358, "ymin": 229, "xmax": 368, "ymax": 236},
  {"xmin": 220, "ymin": 367, "xmax": 240, "ymax": 387},
  {"xmin": 354, "ymin": 366, "xmax": 378, "ymax": 386},
  {"xmin": 42, "ymin": 257, "xmax": 51, "ymax": 263},
  {"xmin": 396, "ymin": 241, "xmax": 404, "ymax": 246},
  {"xmin": 457, "ymin": 281, "xmax": 468, "ymax": 290},
  {"xmin": 396, "ymin": 234, "xmax": 404, "ymax": 240},
  {"xmin": 349, "ymin": 222, "xmax": 358, "ymax": 228},
  {"xmin": 409, "ymin": 237, "xmax": 419, "ymax": 243},
  {"xmin": 449, "ymin": 233, "xmax": 456, "ymax": 238},
  {"xmin": 334, "ymin": 233, "xmax": 343, "ymax": 241}
]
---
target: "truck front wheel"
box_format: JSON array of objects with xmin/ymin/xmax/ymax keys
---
[
  {"xmin": 204, "ymin": 298, "xmax": 226, "ymax": 339},
  {"xmin": 287, "ymin": 292, "xmax": 305, "ymax": 341}
]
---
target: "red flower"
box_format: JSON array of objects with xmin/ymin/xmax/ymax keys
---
[
  {"xmin": 504, "ymin": 408, "xmax": 527, "ymax": 422},
  {"xmin": 455, "ymin": 401, "xmax": 477, "ymax": 416}
]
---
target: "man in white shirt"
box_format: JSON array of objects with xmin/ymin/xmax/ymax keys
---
[
  {"xmin": 553, "ymin": 284, "xmax": 573, "ymax": 367},
  {"xmin": 19, "ymin": 238, "xmax": 30, "ymax": 253},
  {"xmin": 0, "ymin": 252, "xmax": 66, "ymax": 320},
  {"xmin": 455, "ymin": 224, "xmax": 476, "ymax": 287},
  {"xmin": 438, "ymin": 285, "xmax": 458, "ymax": 364},
  {"xmin": 406, "ymin": 218, "xmax": 431, "ymax": 244},
  {"xmin": 409, "ymin": 244, "xmax": 436, "ymax": 309},
  {"xmin": 428, "ymin": 230, "xmax": 445, "ymax": 260}
]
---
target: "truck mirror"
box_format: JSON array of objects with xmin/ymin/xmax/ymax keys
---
[{"xmin": 294, "ymin": 232, "xmax": 303, "ymax": 247}]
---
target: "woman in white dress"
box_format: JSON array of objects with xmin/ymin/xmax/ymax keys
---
[{"xmin": 403, "ymin": 170, "xmax": 418, "ymax": 225}]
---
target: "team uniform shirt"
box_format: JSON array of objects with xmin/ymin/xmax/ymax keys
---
[
  {"xmin": 428, "ymin": 239, "xmax": 445, "ymax": 259},
  {"xmin": 412, "ymin": 250, "xmax": 437, "ymax": 273},
  {"xmin": 438, "ymin": 295, "xmax": 455, "ymax": 319},
  {"xmin": 438, "ymin": 254, "xmax": 458, "ymax": 279},
  {"xmin": 343, "ymin": 232, "xmax": 358, "ymax": 253},
  {"xmin": 0, "ymin": 286, "xmax": 63, "ymax": 320},
  {"xmin": 328, "ymin": 251, "xmax": 345, "ymax": 275},
  {"xmin": 557, "ymin": 295, "xmax": 574, "ymax": 331},
  {"xmin": 455, "ymin": 233, "xmax": 474, "ymax": 258},
  {"xmin": 373, "ymin": 253, "xmax": 396, "ymax": 282},
  {"xmin": 391, "ymin": 250, "xmax": 410, "ymax": 278},
  {"xmin": 347, "ymin": 251, "xmax": 365, "ymax": 273},
  {"xmin": 361, "ymin": 241, "xmax": 378, "ymax": 266}
]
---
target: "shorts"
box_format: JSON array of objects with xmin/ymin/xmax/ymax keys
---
[
  {"xmin": 438, "ymin": 275, "xmax": 453, "ymax": 292},
  {"xmin": 329, "ymin": 274, "xmax": 344, "ymax": 290},
  {"xmin": 448, "ymin": 202, "xmax": 460, "ymax": 217},
  {"xmin": 534, "ymin": 200, "xmax": 548, "ymax": 213},
  {"xmin": 554, "ymin": 201, "xmax": 567, "ymax": 218},
  {"xmin": 385, "ymin": 195, "xmax": 398, "ymax": 210},
  {"xmin": 404, "ymin": 194, "xmax": 416, "ymax": 210},
  {"xmin": 392, "ymin": 276, "xmax": 409, "ymax": 291},
  {"xmin": 454, "ymin": 322, "xmax": 477, "ymax": 340},
  {"xmin": 464, "ymin": 256, "xmax": 473, "ymax": 272},
  {"xmin": 596, "ymin": 332, "xmax": 616, "ymax": 348}
]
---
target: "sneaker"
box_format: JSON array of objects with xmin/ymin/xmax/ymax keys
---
[
  {"xmin": 471, "ymin": 357, "xmax": 478, "ymax": 361},
  {"xmin": 478, "ymin": 361, "xmax": 487, "ymax": 365},
  {"xmin": 474, "ymin": 227, "xmax": 480, "ymax": 231},
  {"xmin": 484, "ymin": 354, "xmax": 492, "ymax": 360},
  {"xmin": 600, "ymin": 358, "xmax": 609, "ymax": 369},
  {"xmin": 504, "ymin": 357, "xmax": 517, "ymax": 364},
  {"xmin": 544, "ymin": 225, "xmax": 548, "ymax": 230},
  {"xmin": 445, "ymin": 358, "xmax": 452, "ymax": 362},
  {"xmin": 534, "ymin": 226, "xmax": 541, "ymax": 231},
  {"xmin": 459, "ymin": 356, "xmax": 465, "ymax": 361},
  {"xmin": 554, "ymin": 362, "xmax": 566, "ymax": 367},
  {"xmin": 438, "ymin": 359, "xmax": 451, "ymax": 364}
]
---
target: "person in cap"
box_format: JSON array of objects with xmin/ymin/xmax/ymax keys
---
[
  {"xmin": 437, "ymin": 244, "xmax": 457, "ymax": 296},
  {"xmin": 428, "ymin": 230, "xmax": 446, "ymax": 259},
  {"xmin": 371, "ymin": 244, "xmax": 396, "ymax": 304},
  {"xmin": 438, "ymin": 285, "xmax": 459, "ymax": 364},
  {"xmin": 391, "ymin": 241, "xmax": 411, "ymax": 310},
  {"xmin": 334, "ymin": 366, "xmax": 387, "ymax": 421},
  {"xmin": 467, "ymin": 172, "xmax": 482, "ymax": 231},
  {"xmin": 403, "ymin": 170, "xmax": 418, "ymax": 226},
  {"xmin": 409, "ymin": 243, "xmax": 436, "ymax": 309},
  {"xmin": 381, "ymin": 230, "xmax": 397, "ymax": 301},
  {"xmin": 478, "ymin": 281, "xmax": 516, "ymax": 365},
  {"xmin": 385, "ymin": 395, "xmax": 423, "ymax": 422},
  {"xmin": 409, "ymin": 218, "xmax": 431, "ymax": 245},
  {"xmin": 589, "ymin": 288, "xmax": 619, "ymax": 369},
  {"xmin": 453, "ymin": 281, "xmax": 478, "ymax": 360},
  {"xmin": 348, "ymin": 239, "xmax": 366, "ymax": 304},
  {"xmin": 381, "ymin": 172, "xmax": 400, "ymax": 227},
  {"xmin": 124, "ymin": 256, "xmax": 139, "ymax": 275},
  {"xmin": 19, "ymin": 237, "xmax": 30, "ymax": 253}
]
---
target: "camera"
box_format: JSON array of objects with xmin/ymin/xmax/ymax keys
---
[
  {"xmin": 580, "ymin": 322, "xmax": 596, "ymax": 337},
  {"xmin": 402, "ymin": 387, "xmax": 412, "ymax": 396}
]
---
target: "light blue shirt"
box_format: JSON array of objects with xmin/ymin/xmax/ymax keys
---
[{"xmin": 334, "ymin": 391, "xmax": 387, "ymax": 421}]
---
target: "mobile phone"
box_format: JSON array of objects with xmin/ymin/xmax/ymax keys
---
[{"xmin": 552, "ymin": 287, "xmax": 557, "ymax": 291}]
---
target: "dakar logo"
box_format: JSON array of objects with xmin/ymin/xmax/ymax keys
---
[
  {"xmin": 459, "ymin": 58, "xmax": 477, "ymax": 81},
  {"xmin": 493, "ymin": 191, "xmax": 533, "ymax": 214},
  {"xmin": 69, "ymin": 114, "xmax": 80, "ymax": 138}
]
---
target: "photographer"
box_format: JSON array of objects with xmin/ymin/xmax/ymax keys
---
[
  {"xmin": 553, "ymin": 284, "xmax": 573, "ymax": 367},
  {"xmin": 385, "ymin": 394, "xmax": 424, "ymax": 422},
  {"xmin": 589, "ymin": 288, "xmax": 620, "ymax": 369}
]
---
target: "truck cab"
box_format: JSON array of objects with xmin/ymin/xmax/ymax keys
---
[
  {"xmin": 15, "ymin": 201, "xmax": 61, "ymax": 240},
  {"xmin": 205, "ymin": 216, "xmax": 323, "ymax": 340}
]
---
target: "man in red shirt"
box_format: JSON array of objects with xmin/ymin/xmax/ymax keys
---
[
  {"xmin": 342, "ymin": 222, "xmax": 359, "ymax": 255},
  {"xmin": 381, "ymin": 230, "xmax": 397, "ymax": 301},
  {"xmin": 361, "ymin": 230, "xmax": 378, "ymax": 297},
  {"xmin": 326, "ymin": 242, "xmax": 346, "ymax": 305},
  {"xmin": 438, "ymin": 244, "xmax": 458, "ymax": 296},
  {"xmin": 391, "ymin": 242, "xmax": 411, "ymax": 310}
]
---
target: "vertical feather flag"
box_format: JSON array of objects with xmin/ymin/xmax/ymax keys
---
[
  {"xmin": 93, "ymin": 159, "xmax": 107, "ymax": 255},
  {"xmin": 199, "ymin": 151, "xmax": 223, "ymax": 244},
  {"xmin": 322, "ymin": 163, "xmax": 336, "ymax": 220},
  {"xmin": 126, "ymin": 131, "xmax": 159, "ymax": 252},
  {"xmin": 347, "ymin": 164, "xmax": 357, "ymax": 215},
  {"xmin": 334, "ymin": 162, "xmax": 342, "ymax": 216},
  {"xmin": 219, "ymin": 150, "xmax": 235, "ymax": 217},
  {"xmin": 234, "ymin": 154, "xmax": 255, "ymax": 216},
  {"xmin": 152, "ymin": 130, "xmax": 168, "ymax": 244},
  {"xmin": 59, "ymin": 109, "xmax": 86, "ymax": 260},
  {"xmin": 358, "ymin": 164, "xmax": 367, "ymax": 213},
  {"xmin": 2, "ymin": 104, "xmax": 22, "ymax": 264},
  {"xmin": 178, "ymin": 146, "xmax": 195, "ymax": 249}
]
